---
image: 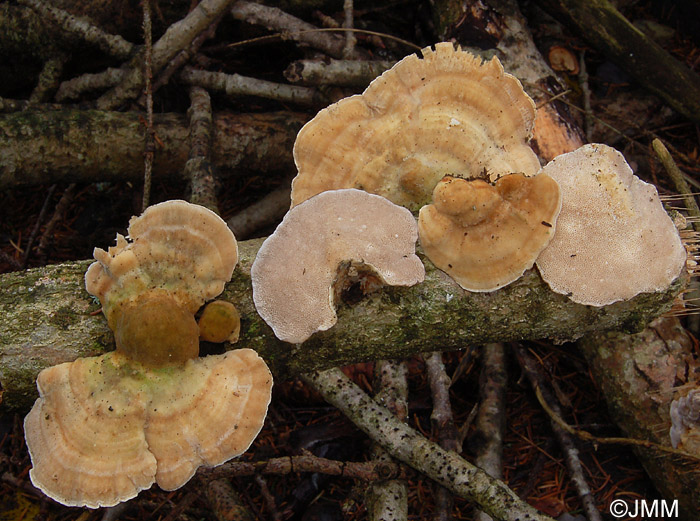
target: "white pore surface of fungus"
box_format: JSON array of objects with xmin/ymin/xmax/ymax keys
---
[
  {"xmin": 536, "ymin": 144, "xmax": 686, "ymax": 306},
  {"xmin": 670, "ymin": 389, "xmax": 700, "ymax": 454},
  {"xmin": 251, "ymin": 189, "xmax": 425, "ymax": 344}
]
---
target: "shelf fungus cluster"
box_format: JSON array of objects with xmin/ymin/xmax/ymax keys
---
[
  {"xmin": 24, "ymin": 200, "xmax": 272, "ymax": 508},
  {"xmin": 251, "ymin": 189, "xmax": 425, "ymax": 344},
  {"xmin": 418, "ymin": 174, "xmax": 561, "ymax": 292},
  {"xmin": 286, "ymin": 43, "xmax": 686, "ymax": 302},
  {"xmin": 291, "ymin": 42, "xmax": 540, "ymax": 211}
]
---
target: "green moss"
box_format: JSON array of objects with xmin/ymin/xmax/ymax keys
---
[{"xmin": 48, "ymin": 305, "xmax": 78, "ymax": 330}]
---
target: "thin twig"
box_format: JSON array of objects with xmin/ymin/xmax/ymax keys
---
[
  {"xmin": 56, "ymin": 68, "xmax": 125, "ymax": 102},
  {"xmin": 29, "ymin": 55, "xmax": 67, "ymax": 104},
  {"xmin": 185, "ymin": 86, "xmax": 218, "ymax": 213},
  {"xmin": 515, "ymin": 345, "xmax": 612, "ymax": 521},
  {"xmin": 230, "ymin": 1, "xmax": 358, "ymax": 59},
  {"xmin": 424, "ymin": 352, "xmax": 460, "ymax": 521},
  {"xmin": 226, "ymin": 185, "xmax": 291, "ymax": 240},
  {"xmin": 531, "ymin": 372, "xmax": 700, "ymax": 461},
  {"xmin": 203, "ymin": 454, "xmax": 408, "ymax": 481},
  {"xmin": 255, "ymin": 475, "xmax": 282, "ymax": 521},
  {"xmin": 342, "ymin": 0, "xmax": 357, "ymax": 59},
  {"xmin": 223, "ymin": 28, "xmax": 420, "ymax": 53},
  {"xmin": 16, "ymin": 0, "xmax": 134, "ymax": 60},
  {"xmin": 36, "ymin": 183, "xmax": 76, "ymax": 262},
  {"xmin": 284, "ymin": 59, "xmax": 395, "ymax": 87},
  {"xmin": 142, "ymin": 0, "xmax": 154, "ymax": 211},
  {"xmin": 473, "ymin": 343, "xmax": 507, "ymax": 521},
  {"xmin": 302, "ymin": 368, "xmax": 556, "ymax": 521},
  {"xmin": 180, "ymin": 67, "xmax": 325, "ymax": 106},
  {"xmin": 21, "ymin": 184, "xmax": 56, "ymax": 268},
  {"xmin": 653, "ymin": 138, "xmax": 700, "ymax": 232}
]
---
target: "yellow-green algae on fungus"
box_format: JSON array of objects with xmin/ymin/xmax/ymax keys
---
[
  {"xmin": 85, "ymin": 200, "xmax": 239, "ymax": 327},
  {"xmin": 24, "ymin": 348, "xmax": 272, "ymax": 509}
]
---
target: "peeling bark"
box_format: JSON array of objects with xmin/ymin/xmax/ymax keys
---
[{"xmin": 577, "ymin": 317, "xmax": 700, "ymax": 520}]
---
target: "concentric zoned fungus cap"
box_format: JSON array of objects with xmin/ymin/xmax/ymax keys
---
[
  {"xmin": 291, "ymin": 42, "xmax": 540, "ymax": 211},
  {"xmin": 670, "ymin": 388, "xmax": 700, "ymax": 454},
  {"xmin": 251, "ymin": 189, "xmax": 425, "ymax": 344},
  {"xmin": 418, "ymin": 174, "xmax": 561, "ymax": 291},
  {"xmin": 535, "ymin": 144, "xmax": 686, "ymax": 306},
  {"xmin": 198, "ymin": 300, "xmax": 241, "ymax": 343},
  {"xmin": 85, "ymin": 200, "xmax": 238, "ymax": 326},
  {"xmin": 24, "ymin": 348, "xmax": 272, "ymax": 508},
  {"xmin": 84, "ymin": 200, "xmax": 238, "ymax": 365}
]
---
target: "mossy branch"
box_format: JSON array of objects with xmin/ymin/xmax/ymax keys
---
[{"xmin": 0, "ymin": 238, "xmax": 684, "ymax": 409}]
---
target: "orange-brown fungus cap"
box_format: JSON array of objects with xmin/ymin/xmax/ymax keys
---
[
  {"xmin": 251, "ymin": 189, "xmax": 425, "ymax": 344},
  {"xmin": 291, "ymin": 42, "xmax": 539, "ymax": 211},
  {"xmin": 198, "ymin": 300, "xmax": 241, "ymax": 343},
  {"xmin": 536, "ymin": 144, "xmax": 686, "ymax": 306},
  {"xmin": 418, "ymin": 174, "xmax": 561, "ymax": 291},
  {"xmin": 114, "ymin": 289, "xmax": 200, "ymax": 365},
  {"xmin": 85, "ymin": 200, "xmax": 238, "ymax": 328},
  {"xmin": 24, "ymin": 348, "xmax": 272, "ymax": 508}
]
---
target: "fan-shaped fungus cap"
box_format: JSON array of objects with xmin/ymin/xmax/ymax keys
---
[
  {"xmin": 251, "ymin": 189, "xmax": 425, "ymax": 344},
  {"xmin": 84, "ymin": 200, "xmax": 238, "ymax": 365},
  {"xmin": 535, "ymin": 144, "xmax": 686, "ymax": 306},
  {"xmin": 291, "ymin": 42, "xmax": 540, "ymax": 211},
  {"xmin": 418, "ymin": 174, "xmax": 561, "ymax": 291},
  {"xmin": 198, "ymin": 300, "xmax": 241, "ymax": 343},
  {"xmin": 670, "ymin": 389, "xmax": 700, "ymax": 454},
  {"xmin": 24, "ymin": 348, "xmax": 272, "ymax": 508},
  {"xmin": 85, "ymin": 200, "xmax": 238, "ymax": 326}
]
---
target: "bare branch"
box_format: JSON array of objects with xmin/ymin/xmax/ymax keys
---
[
  {"xmin": 180, "ymin": 67, "xmax": 325, "ymax": 106},
  {"xmin": 303, "ymin": 368, "xmax": 556, "ymax": 521}
]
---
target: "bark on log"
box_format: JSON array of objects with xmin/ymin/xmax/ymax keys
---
[
  {"xmin": 435, "ymin": 0, "xmax": 584, "ymax": 161},
  {"xmin": 0, "ymin": 238, "xmax": 684, "ymax": 410},
  {"xmin": 0, "ymin": 110, "xmax": 306, "ymax": 189},
  {"xmin": 534, "ymin": 0, "xmax": 700, "ymax": 124},
  {"xmin": 577, "ymin": 317, "xmax": 700, "ymax": 521}
]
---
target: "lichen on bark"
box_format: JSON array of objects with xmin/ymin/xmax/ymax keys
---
[{"xmin": 0, "ymin": 237, "xmax": 685, "ymax": 410}]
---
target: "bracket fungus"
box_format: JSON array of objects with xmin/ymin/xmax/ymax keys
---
[
  {"xmin": 670, "ymin": 389, "xmax": 700, "ymax": 454},
  {"xmin": 291, "ymin": 42, "xmax": 540, "ymax": 211},
  {"xmin": 198, "ymin": 300, "xmax": 241, "ymax": 343},
  {"xmin": 535, "ymin": 144, "xmax": 686, "ymax": 306},
  {"xmin": 24, "ymin": 200, "xmax": 273, "ymax": 508},
  {"xmin": 418, "ymin": 174, "xmax": 561, "ymax": 291},
  {"xmin": 251, "ymin": 189, "xmax": 425, "ymax": 344},
  {"xmin": 84, "ymin": 199, "xmax": 238, "ymax": 365}
]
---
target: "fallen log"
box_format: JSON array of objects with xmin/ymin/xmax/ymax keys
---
[
  {"xmin": 0, "ymin": 238, "xmax": 684, "ymax": 409},
  {"xmin": 578, "ymin": 317, "xmax": 700, "ymax": 520},
  {"xmin": 535, "ymin": 0, "xmax": 700, "ymax": 124},
  {"xmin": 0, "ymin": 109, "xmax": 306, "ymax": 189}
]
